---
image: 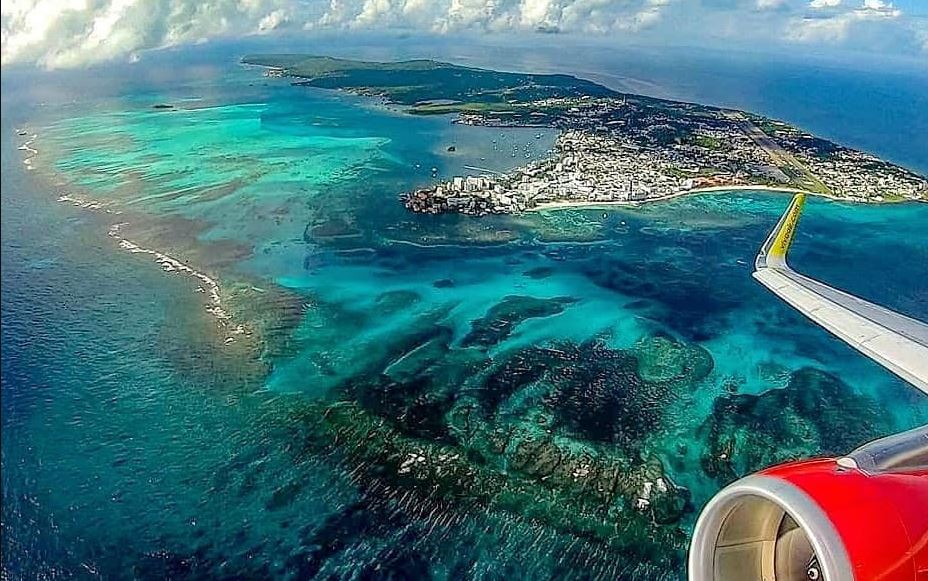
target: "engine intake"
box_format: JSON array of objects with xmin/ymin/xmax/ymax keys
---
[{"xmin": 689, "ymin": 426, "xmax": 928, "ymax": 581}]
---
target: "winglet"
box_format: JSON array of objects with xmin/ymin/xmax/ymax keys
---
[{"xmin": 755, "ymin": 193, "xmax": 806, "ymax": 270}]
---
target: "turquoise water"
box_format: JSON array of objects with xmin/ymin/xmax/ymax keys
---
[{"xmin": 3, "ymin": 56, "xmax": 927, "ymax": 580}]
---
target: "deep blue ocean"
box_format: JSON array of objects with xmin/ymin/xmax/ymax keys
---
[{"xmin": 2, "ymin": 40, "xmax": 927, "ymax": 580}]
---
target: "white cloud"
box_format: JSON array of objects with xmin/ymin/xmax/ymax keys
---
[
  {"xmin": 915, "ymin": 21, "xmax": 928, "ymax": 52},
  {"xmin": 856, "ymin": 0, "xmax": 899, "ymax": 18},
  {"xmin": 788, "ymin": 13, "xmax": 854, "ymax": 42},
  {"xmin": 1, "ymin": 0, "xmax": 923, "ymax": 68},
  {"xmin": 756, "ymin": 0, "xmax": 787, "ymax": 11},
  {"xmin": 3, "ymin": 0, "xmax": 683, "ymax": 67},
  {"xmin": 258, "ymin": 9, "xmax": 291, "ymax": 31},
  {"xmin": 2, "ymin": 0, "xmax": 299, "ymax": 68},
  {"xmin": 788, "ymin": 0, "xmax": 902, "ymax": 44}
]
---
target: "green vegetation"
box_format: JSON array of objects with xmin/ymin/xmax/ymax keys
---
[
  {"xmin": 689, "ymin": 134, "xmax": 730, "ymax": 151},
  {"xmin": 753, "ymin": 118, "xmax": 783, "ymax": 136},
  {"xmin": 407, "ymin": 101, "xmax": 520, "ymax": 115},
  {"xmin": 242, "ymin": 54, "xmax": 619, "ymax": 107},
  {"xmin": 779, "ymin": 165, "xmax": 832, "ymax": 195}
]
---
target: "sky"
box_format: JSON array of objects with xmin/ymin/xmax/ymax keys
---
[{"xmin": 1, "ymin": 0, "xmax": 927, "ymax": 69}]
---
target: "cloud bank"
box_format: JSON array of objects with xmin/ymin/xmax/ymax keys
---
[
  {"xmin": 788, "ymin": 0, "xmax": 904, "ymax": 43},
  {"xmin": 2, "ymin": 0, "xmax": 300, "ymax": 68},
  {"xmin": 2, "ymin": 0, "xmax": 925, "ymax": 68}
]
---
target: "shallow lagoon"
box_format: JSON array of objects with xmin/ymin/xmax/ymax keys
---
[{"xmin": 3, "ymin": 58, "xmax": 927, "ymax": 579}]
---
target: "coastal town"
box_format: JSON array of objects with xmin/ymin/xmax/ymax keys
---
[
  {"xmin": 241, "ymin": 56, "xmax": 927, "ymax": 215},
  {"xmin": 404, "ymin": 98, "xmax": 928, "ymax": 215}
]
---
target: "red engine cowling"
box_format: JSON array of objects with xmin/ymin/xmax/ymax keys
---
[{"xmin": 688, "ymin": 426, "xmax": 928, "ymax": 581}]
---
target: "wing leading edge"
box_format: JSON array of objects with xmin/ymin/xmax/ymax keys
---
[{"xmin": 753, "ymin": 194, "xmax": 928, "ymax": 395}]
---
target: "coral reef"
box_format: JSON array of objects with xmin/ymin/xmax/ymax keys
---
[
  {"xmin": 700, "ymin": 367, "xmax": 888, "ymax": 483},
  {"xmin": 268, "ymin": 295, "xmax": 734, "ymax": 577}
]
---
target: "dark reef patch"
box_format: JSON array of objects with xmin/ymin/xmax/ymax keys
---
[
  {"xmin": 462, "ymin": 295, "xmax": 576, "ymax": 348},
  {"xmin": 523, "ymin": 265, "xmax": 555, "ymax": 279},
  {"xmin": 288, "ymin": 499, "xmax": 408, "ymax": 580},
  {"xmin": 542, "ymin": 342, "xmax": 671, "ymax": 450},
  {"xmin": 288, "ymin": 399, "xmax": 691, "ymax": 575},
  {"xmin": 375, "ymin": 289, "xmax": 422, "ymax": 313},
  {"xmin": 358, "ymin": 373, "xmax": 457, "ymax": 441},
  {"xmin": 266, "ymin": 480, "xmax": 305, "ymax": 511},
  {"xmin": 304, "ymin": 217, "xmax": 362, "ymax": 242},
  {"xmin": 354, "ymin": 326, "xmax": 487, "ymax": 440},
  {"xmin": 274, "ymin": 324, "xmax": 720, "ymax": 578},
  {"xmin": 634, "ymin": 335, "xmax": 714, "ymax": 385},
  {"xmin": 700, "ymin": 367, "xmax": 888, "ymax": 484},
  {"xmin": 579, "ymin": 255, "xmax": 739, "ymax": 341},
  {"xmin": 478, "ymin": 346, "xmax": 550, "ymax": 413}
]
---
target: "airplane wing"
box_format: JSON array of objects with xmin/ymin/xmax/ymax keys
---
[{"xmin": 753, "ymin": 193, "xmax": 928, "ymax": 395}]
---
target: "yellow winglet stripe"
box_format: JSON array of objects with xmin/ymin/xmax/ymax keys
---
[{"xmin": 768, "ymin": 193, "xmax": 806, "ymax": 260}]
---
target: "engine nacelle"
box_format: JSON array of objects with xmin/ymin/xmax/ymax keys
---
[{"xmin": 689, "ymin": 426, "xmax": 928, "ymax": 581}]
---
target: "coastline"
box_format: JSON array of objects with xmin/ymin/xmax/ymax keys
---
[
  {"xmin": 526, "ymin": 184, "xmax": 893, "ymax": 213},
  {"xmin": 254, "ymin": 59, "xmax": 928, "ymax": 217}
]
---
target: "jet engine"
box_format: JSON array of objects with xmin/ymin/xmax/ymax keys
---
[{"xmin": 688, "ymin": 426, "xmax": 928, "ymax": 581}]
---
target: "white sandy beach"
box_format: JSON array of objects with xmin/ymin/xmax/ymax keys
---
[{"xmin": 526, "ymin": 185, "xmax": 855, "ymax": 213}]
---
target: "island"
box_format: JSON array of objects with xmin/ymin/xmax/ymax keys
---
[{"xmin": 242, "ymin": 54, "xmax": 928, "ymax": 215}]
